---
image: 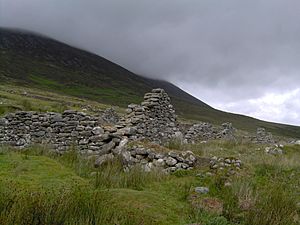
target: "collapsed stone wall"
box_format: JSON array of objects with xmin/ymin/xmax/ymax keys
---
[
  {"xmin": 209, "ymin": 156, "xmax": 242, "ymax": 176},
  {"xmin": 253, "ymin": 127, "xmax": 274, "ymax": 144},
  {"xmin": 0, "ymin": 110, "xmax": 195, "ymax": 172},
  {"xmin": 122, "ymin": 145, "xmax": 196, "ymax": 173},
  {"xmin": 184, "ymin": 122, "xmax": 236, "ymax": 143},
  {"xmin": 0, "ymin": 89, "xmax": 198, "ymax": 172},
  {"xmin": 119, "ymin": 88, "xmax": 182, "ymax": 143}
]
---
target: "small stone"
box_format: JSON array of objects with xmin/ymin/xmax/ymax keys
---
[
  {"xmin": 224, "ymin": 182, "xmax": 232, "ymax": 187},
  {"xmin": 154, "ymin": 158, "xmax": 165, "ymax": 167},
  {"xmin": 225, "ymin": 159, "xmax": 231, "ymax": 164},
  {"xmin": 211, "ymin": 164, "xmax": 218, "ymax": 169},
  {"xmin": 135, "ymin": 148, "xmax": 148, "ymax": 155},
  {"xmin": 92, "ymin": 127, "xmax": 104, "ymax": 135},
  {"xmin": 165, "ymin": 157, "xmax": 177, "ymax": 166},
  {"xmin": 195, "ymin": 187, "xmax": 209, "ymax": 194},
  {"xmin": 16, "ymin": 138, "xmax": 27, "ymax": 146},
  {"xmin": 142, "ymin": 162, "xmax": 153, "ymax": 172},
  {"xmin": 206, "ymin": 172, "xmax": 213, "ymax": 176},
  {"xmin": 79, "ymin": 139, "xmax": 89, "ymax": 145},
  {"xmin": 99, "ymin": 141, "xmax": 115, "ymax": 155},
  {"xmin": 211, "ymin": 156, "xmax": 218, "ymax": 161}
]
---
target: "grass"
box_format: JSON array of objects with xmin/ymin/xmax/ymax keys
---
[
  {"xmin": 0, "ymin": 83, "xmax": 115, "ymax": 116},
  {"xmin": 94, "ymin": 158, "xmax": 166, "ymax": 190},
  {"xmin": 0, "ymin": 141, "xmax": 299, "ymax": 224},
  {"xmin": 0, "ymin": 146, "xmax": 195, "ymax": 225},
  {"xmin": 29, "ymin": 74, "xmax": 143, "ymax": 105}
]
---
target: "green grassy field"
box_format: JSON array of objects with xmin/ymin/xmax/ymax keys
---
[
  {"xmin": 0, "ymin": 141, "xmax": 299, "ymax": 225},
  {"xmin": 0, "ymin": 83, "xmax": 119, "ymax": 116}
]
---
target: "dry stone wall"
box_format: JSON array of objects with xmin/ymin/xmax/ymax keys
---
[
  {"xmin": 184, "ymin": 122, "xmax": 236, "ymax": 143},
  {"xmin": 119, "ymin": 88, "xmax": 182, "ymax": 143},
  {"xmin": 0, "ymin": 88, "xmax": 197, "ymax": 172},
  {"xmin": 0, "ymin": 110, "xmax": 126, "ymax": 155}
]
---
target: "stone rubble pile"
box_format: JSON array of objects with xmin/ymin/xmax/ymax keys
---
[
  {"xmin": 184, "ymin": 122, "xmax": 236, "ymax": 143},
  {"xmin": 122, "ymin": 145, "xmax": 197, "ymax": 173},
  {"xmin": 209, "ymin": 156, "xmax": 242, "ymax": 175},
  {"xmin": 264, "ymin": 144, "xmax": 284, "ymax": 155},
  {"xmin": 253, "ymin": 127, "xmax": 274, "ymax": 144},
  {"xmin": 119, "ymin": 88, "xmax": 182, "ymax": 143},
  {"xmin": 219, "ymin": 122, "xmax": 236, "ymax": 140},
  {"xmin": 100, "ymin": 107, "xmax": 120, "ymax": 124},
  {"xmin": 184, "ymin": 122, "xmax": 217, "ymax": 143}
]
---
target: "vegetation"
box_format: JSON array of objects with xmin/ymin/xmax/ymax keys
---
[
  {"xmin": 0, "ymin": 141, "xmax": 299, "ymax": 225},
  {"xmin": 0, "ymin": 84, "xmax": 114, "ymax": 116}
]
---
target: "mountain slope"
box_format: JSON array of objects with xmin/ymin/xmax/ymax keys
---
[{"xmin": 1, "ymin": 27, "xmax": 300, "ymax": 137}]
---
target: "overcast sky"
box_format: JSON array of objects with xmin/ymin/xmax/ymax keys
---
[{"xmin": 1, "ymin": 0, "xmax": 300, "ymax": 125}]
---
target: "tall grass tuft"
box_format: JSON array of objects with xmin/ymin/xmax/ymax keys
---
[
  {"xmin": 95, "ymin": 157, "xmax": 166, "ymax": 190},
  {"xmin": 244, "ymin": 184, "xmax": 298, "ymax": 225},
  {"xmin": 0, "ymin": 146, "xmax": 167, "ymax": 225},
  {"xmin": 0, "ymin": 184, "xmax": 151, "ymax": 225},
  {"xmin": 165, "ymin": 138, "xmax": 183, "ymax": 151},
  {"xmin": 21, "ymin": 99, "xmax": 34, "ymax": 111}
]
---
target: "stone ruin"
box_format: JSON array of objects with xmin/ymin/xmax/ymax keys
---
[
  {"xmin": 253, "ymin": 127, "xmax": 274, "ymax": 144},
  {"xmin": 0, "ymin": 88, "xmax": 281, "ymax": 173},
  {"xmin": 119, "ymin": 88, "xmax": 182, "ymax": 143},
  {"xmin": 119, "ymin": 145, "xmax": 196, "ymax": 173},
  {"xmin": 184, "ymin": 122, "xmax": 216, "ymax": 143},
  {"xmin": 209, "ymin": 156, "xmax": 242, "ymax": 176},
  {"xmin": 0, "ymin": 88, "xmax": 195, "ymax": 172},
  {"xmin": 184, "ymin": 122, "xmax": 236, "ymax": 143}
]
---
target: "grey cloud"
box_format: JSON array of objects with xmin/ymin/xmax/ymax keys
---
[{"xmin": 1, "ymin": 0, "xmax": 300, "ymax": 124}]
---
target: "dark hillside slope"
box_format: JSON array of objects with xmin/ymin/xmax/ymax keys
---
[
  {"xmin": 0, "ymin": 28, "xmax": 210, "ymax": 107},
  {"xmin": 1, "ymin": 27, "xmax": 300, "ymax": 137}
]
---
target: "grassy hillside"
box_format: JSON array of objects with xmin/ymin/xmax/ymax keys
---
[{"xmin": 1, "ymin": 27, "xmax": 300, "ymax": 138}]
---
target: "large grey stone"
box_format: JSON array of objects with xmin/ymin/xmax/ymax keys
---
[{"xmin": 99, "ymin": 141, "xmax": 115, "ymax": 155}]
